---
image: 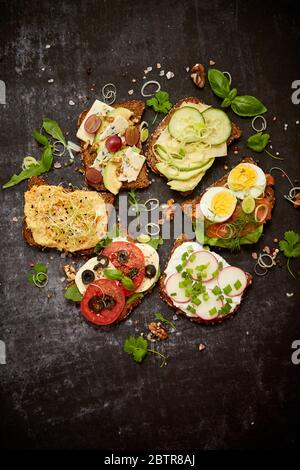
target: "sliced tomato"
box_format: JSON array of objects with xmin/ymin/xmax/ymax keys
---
[
  {"xmin": 80, "ymin": 279, "xmax": 125, "ymax": 325},
  {"xmin": 266, "ymin": 174, "xmax": 275, "ymax": 186},
  {"xmin": 102, "ymin": 241, "xmax": 145, "ymax": 294},
  {"xmin": 206, "ymin": 223, "xmax": 228, "ymax": 239}
]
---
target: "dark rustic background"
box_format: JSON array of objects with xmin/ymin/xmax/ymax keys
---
[{"xmin": 0, "ymin": 0, "xmax": 300, "ymax": 450}]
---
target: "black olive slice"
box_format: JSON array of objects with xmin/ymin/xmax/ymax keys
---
[
  {"xmin": 116, "ymin": 249, "xmax": 129, "ymax": 264},
  {"xmin": 82, "ymin": 269, "xmax": 95, "ymax": 284},
  {"xmin": 145, "ymin": 264, "xmax": 157, "ymax": 279},
  {"xmin": 128, "ymin": 267, "xmax": 139, "ymax": 279},
  {"xmin": 96, "ymin": 254, "xmax": 109, "ymax": 268}
]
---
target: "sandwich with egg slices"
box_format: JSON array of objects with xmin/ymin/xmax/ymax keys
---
[
  {"xmin": 181, "ymin": 157, "xmax": 275, "ymax": 250},
  {"xmin": 159, "ymin": 235, "xmax": 252, "ymax": 325},
  {"xmin": 145, "ymin": 97, "xmax": 241, "ymax": 193},
  {"xmin": 77, "ymin": 99, "xmax": 150, "ymax": 195},
  {"xmin": 66, "ymin": 233, "xmax": 161, "ymax": 326},
  {"xmin": 23, "ymin": 176, "xmax": 114, "ymax": 254}
]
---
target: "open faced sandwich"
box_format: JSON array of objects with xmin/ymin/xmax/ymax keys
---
[
  {"xmin": 146, "ymin": 97, "xmax": 241, "ymax": 193},
  {"xmin": 71, "ymin": 235, "xmax": 160, "ymax": 325},
  {"xmin": 23, "ymin": 176, "xmax": 114, "ymax": 253},
  {"xmin": 182, "ymin": 157, "xmax": 275, "ymax": 249},
  {"xmin": 77, "ymin": 99, "xmax": 150, "ymax": 194},
  {"xmin": 159, "ymin": 236, "xmax": 252, "ymax": 324}
]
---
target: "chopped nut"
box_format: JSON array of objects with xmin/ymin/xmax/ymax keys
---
[
  {"xmin": 190, "ymin": 63, "xmax": 206, "ymax": 88},
  {"xmin": 63, "ymin": 264, "xmax": 76, "ymax": 282},
  {"xmin": 198, "ymin": 343, "xmax": 206, "ymax": 351},
  {"xmin": 251, "ymin": 252, "xmax": 258, "ymax": 260},
  {"xmin": 148, "ymin": 322, "xmax": 168, "ymax": 340}
]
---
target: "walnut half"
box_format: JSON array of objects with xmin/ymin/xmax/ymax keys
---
[
  {"xmin": 148, "ymin": 322, "xmax": 168, "ymax": 341},
  {"xmin": 190, "ymin": 63, "xmax": 206, "ymax": 88}
]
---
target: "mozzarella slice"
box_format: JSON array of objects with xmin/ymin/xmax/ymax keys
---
[
  {"xmin": 135, "ymin": 243, "xmax": 160, "ymax": 293},
  {"xmin": 75, "ymin": 257, "xmax": 114, "ymax": 294},
  {"xmin": 76, "ymin": 100, "xmax": 113, "ymax": 144}
]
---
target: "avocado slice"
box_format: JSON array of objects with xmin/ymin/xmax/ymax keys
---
[
  {"xmin": 102, "ymin": 161, "xmax": 122, "ymax": 195},
  {"xmin": 167, "ymin": 159, "xmax": 215, "ymax": 192},
  {"xmin": 108, "ymin": 107, "xmax": 132, "ymax": 120},
  {"xmin": 156, "ymin": 162, "xmax": 204, "ymax": 181}
]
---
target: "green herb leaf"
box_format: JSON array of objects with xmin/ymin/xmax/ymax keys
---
[
  {"xmin": 42, "ymin": 118, "xmax": 66, "ymax": 145},
  {"xmin": 27, "ymin": 274, "xmax": 35, "ymax": 283},
  {"xmin": 64, "ymin": 284, "xmax": 83, "ymax": 302},
  {"xmin": 121, "ymin": 276, "xmax": 136, "ymax": 291},
  {"xmin": 124, "ymin": 336, "xmax": 148, "ymax": 363},
  {"xmin": 208, "ymin": 69, "xmax": 231, "ymax": 98},
  {"xmin": 94, "ymin": 236, "xmax": 113, "ymax": 253},
  {"xmin": 279, "ymin": 231, "xmax": 300, "ymax": 258},
  {"xmin": 223, "ymin": 284, "xmax": 232, "ymax": 295},
  {"xmin": 33, "ymin": 262, "xmax": 47, "ymax": 274},
  {"xmin": 155, "ymin": 312, "xmax": 176, "ymax": 330},
  {"xmin": 234, "ymin": 279, "xmax": 242, "ymax": 290},
  {"xmin": 231, "ymin": 95, "xmax": 267, "ymax": 117},
  {"xmin": 40, "ymin": 145, "xmax": 54, "ymax": 171},
  {"xmin": 247, "ymin": 132, "xmax": 270, "ymax": 152},
  {"xmin": 103, "ymin": 268, "xmax": 123, "ymax": 281},
  {"xmin": 146, "ymin": 90, "xmax": 172, "ymax": 114},
  {"xmin": 32, "ymin": 129, "xmax": 49, "ymax": 146},
  {"xmin": 126, "ymin": 293, "xmax": 144, "ymax": 305},
  {"xmin": 147, "ymin": 237, "xmax": 163, "ymax": 250}
]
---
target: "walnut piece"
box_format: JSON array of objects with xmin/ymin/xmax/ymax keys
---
[
  {"xmin": 63, "ymin": 264, "xmax": 76, "ymax": 282},
  {"xmin": 190, "ymin": 63, "xmax": 206, "ymax": 88},
  {"xmin": 148, "ymin": 322, "xmax": 168, "ymax": 340},
  {"xmin": 294, "ymin": 192, "xmax": 300, "ymax": 208}
]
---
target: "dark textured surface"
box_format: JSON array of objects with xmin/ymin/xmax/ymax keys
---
[{"xmin": 1, "ymin": 0, "xmax": 300, "ymax": 450}]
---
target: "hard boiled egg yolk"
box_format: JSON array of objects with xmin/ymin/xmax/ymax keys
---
[
  {"xmin": 228, "ymin": 164, "xmax": 257, "ymax": 191},
  {"xmin": 211, "ymin": 190, "xmax": 236, "ymax": 218}
]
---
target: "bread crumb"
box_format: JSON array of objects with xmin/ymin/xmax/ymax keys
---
[{"xmin": 128, "ymin": 89, "xmax": 134, "ymax": 95}]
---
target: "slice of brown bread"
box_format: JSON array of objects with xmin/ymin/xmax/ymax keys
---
[
  {"xmin": 145, "ymin": 96, "xmax": 242, "ymax": 180},
  {"xmin": 78, "ymin": 100, "xmax": 150, "ymax": 191},
  {"xmin": 158, "ymin": 234, "xmax": 252, "ymax": 325},
  {"xmin": 23, "ymin": 176, "xmax": 115, "ymax": 256},
  {"xmin": 181, "ymin": 156, "xmax": 275, "ymax": 222}
]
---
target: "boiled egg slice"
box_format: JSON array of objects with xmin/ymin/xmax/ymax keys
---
[
  {"xmin": 200, "ymin": 187, "xmax": 237, "ymax": 223},
  {"xmin": 228, "ymin": 163, "xmax": 266, "ymax": 199}
]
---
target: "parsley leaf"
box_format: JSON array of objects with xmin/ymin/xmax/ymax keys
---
[
  {"xmin": 33, "ymin": 262, "xmax": 47, "ymax": 274},
  {"xmin": 247, "ymin": 132, "xmax": 270, "ymax": 152},
  {"xmin": 124, "ymin": 336, "xmax": 148, "ymax": 363},
  {"xmin": 128, "ymin": 189, "xmax": 141, "ymax": 216},
  {"xmin": 94, "ymin": 236, "xmax": 113, "ymax": 253},
  {"xmin": 279, "ymin": 230, "xmax": 300, "ymax": 278},
  {"xmin": 146, "ymin": 91, "xmax": 172, "ymax": 115}
]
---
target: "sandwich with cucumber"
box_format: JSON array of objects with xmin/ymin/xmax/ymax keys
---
[
  {"xmin": 77, "ymin": 99, "xmax": 150, "ymax": 195},
  {"xmin": 181, "ymin": 157, "xmax": 275, "ymax": 250},
  {"xmin": 145, "ymin": 97, "xmax": 241, "ymax": 193}
]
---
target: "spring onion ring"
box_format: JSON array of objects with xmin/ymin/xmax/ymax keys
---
[
  {"xmin": 53, "ymin": 141, "xmax": 66, "ymax": 157},
  {"xmin": 145, "ymin": 223, "xmax": 160, "ymax": 236},
  {"xmin": 141, "ymin": 80, "xmax": 161, "ymax": 98},
  {"xmin": 251, "ymin": 115, "xmax": 267, "ymax": 132},
  {"xmin": 102, "ymin": 83, "xmax": 117, "ymax": 105},
  {"xmin": 254, "ymin": 204, "xmax": 268, "ymax": 223},
  {"xmin": 270, "ymin": 167, "xmax": 300, "ymax": 206},
  {"xmin": 216, "ymin": 224, "xmax": 234, "ymax": 240},
  {"xmin": 254, "ymin": 263, "xmax": 268, "ymax": 276},
  {"xmin": 144, "ymin": 198, "xmax": 159, "ymax": 212},
  {"xmin": 67, "ymin": 141, "xmax": 81, "ymax": 153},
  {"xmin": 33, "ymin": 272, "xmax": 49, "ymax": 288},
  {"xmin": 22, "ymin": 156, "xmax": 38, "ymax": 170},
  {"xmin": 223, "ymin": 71, "xmax": 232, "ymax": 86}
]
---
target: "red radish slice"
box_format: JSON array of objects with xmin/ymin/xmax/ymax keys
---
[
  {"xmin": 84, "ymin": 114, "xmax": 102, "ymax": 134},
  {"xmin": 186, "ymin": 250, "xmax": 219, "ymax": 282},
  {"xmin": 165, "ymin": 273, "xmax": 190, "ymax": 304},
  {"xmin": 218, "ymin": 266, "xmax": 247, "ymax": 297},
  {"xmin": 194, "ymin": 290, "xmax": 223, "ymax": 320}
]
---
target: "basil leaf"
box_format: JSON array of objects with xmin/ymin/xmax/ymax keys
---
[
  {"xmin": 3, "ymin": 164, "xmax": 43, "ymax": 189},
  {"xmin": 221, "ymin": 97, "xmax": 231, "ymax": 108},
  {"xmin": 231, "ymin": 95, "xmax": 267, "ymax": 117},
  {"xmin": 247, "ymin": 132, "xmax": 270, "ymax": 152},
  {"xmin": 42, "ymin": 118, "xmax": 66, "ymax": 145},
  {"xmin": 228, "ymin": 88, "xmax": 238, "ymax": 100},
  {"xmin": 32, "ymin": 129, "xmax": 49, "ymax": 146},
  {"xmin": 64, "ymin": 284, "xmax": 83, "ymax": 302},
  {"xmin": 121, "ymin": 276, "xmax": 136, "ymax": 291},
  {"xmin": 94, "ymin": 236, "xmax": 112, "ymax": 253},
  {"xmin": 208, "ymin": 69, "xmax": 231, "ymax": 98},
  {"xmin": 126, "ymin": 292, "xmax": 144, "ymax": 305},
  {"xmin": 103, "ymin": 268, "xmax": 123, "ymax": 281}
]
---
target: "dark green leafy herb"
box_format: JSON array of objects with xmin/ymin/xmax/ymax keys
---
[
  {"xmin": 126, "ymin": 293, "xmax": 144, "ymax": 305},
  {"xmin": 146, "ymin": 91, "xmax": 172, "ymax": 114},
  {"xmin": 123, "ymin": 336, "xmax": 167, "ymax": 367},
  {"xmin": 64, "ymin": 284, "xmax": 83, "ymax": 302},
  {"xmin": 32, "ymin": 129, "xmax": 50, "ymax": 146},
  {"xmin": 94, "ymin": 236, "xmax": 113, "ymax": 253},
  {"xmin": 208, "ymin": 69, "xmax": 230, "ymax": 98},
  {"xmin": 27, "ymin": 262, "xmax": 48, "ymax": 288},
  {"xmin": 231, "ymin": 95, "xmax": 267, "ymax": 117},
  {"xmin": 279, "ymin": 230, "xmax": 300, "ymax": 278},
  {"xmin": 154, "ymin": 312, "xmax": 176, "ymax": 330},
  {"xmin": 103, "ymin": 268, "xmax": 135, "ymax": 290},
  {"xmin": 247, "ymin": 132, "xmax": 284, "ymax": 160},
  {"xmin": 128, "ymin": 189, "xmax": 141, "ymax": 216}
]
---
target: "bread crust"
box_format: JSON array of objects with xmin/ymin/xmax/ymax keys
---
[
  {"xmin": 145, "ymin": 97, "xmax": 242, "ymax": 188},
  {"xmin": 79, "ymin": 100, "xmax": 150, "ymax": 191},
  {"xmin": 23, "ymin": 176, "xmax": 115, "ymax": 256},
  {"xmin": 158, "ymin": 235, "xmax": 252, "ymax": 325}
]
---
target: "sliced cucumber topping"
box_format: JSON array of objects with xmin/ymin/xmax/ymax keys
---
[
  {"xmin": 168, "ymin": 106, "xmax": 205, "ymax": 143},
  {"xmin": 202, "ymin": 108, "xmax": 232, "ymax": 145},
  {"xmin": 242, "ymin": 196, "xmax": 255, "ymax": 214}
]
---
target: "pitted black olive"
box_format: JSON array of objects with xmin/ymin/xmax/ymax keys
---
[
  {"xmin": 95, "ymin": 255, "xmax": 109, "ymax": 269},
  {"xmin": 88, "ymin": 294, "xmax": 116, "ymax": 314},
  {"xmin": 145, "ymin": 264, "xmax": 157, "ymax": 279},
  {"xmin": 128, "ymin": 267, "xmax": 139, "ymax": 279},
  {"xmin": 116, "ymin": 249, "xmax": 129, "ymax": 264},
  {"xmin": 81, "ymin": 269, "xmax": 95, "ymax": 284}
]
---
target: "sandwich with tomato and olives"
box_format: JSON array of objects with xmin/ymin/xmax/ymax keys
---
[
  {"xmin": 77, "ymin": 99, "xmax": 150, "ymax": 195},
  {"xmin": 68, "ymin": 236, "xmax": 160, "ymax": 326}
]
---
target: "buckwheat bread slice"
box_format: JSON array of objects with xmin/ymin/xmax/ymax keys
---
[
  {"xmin": 78, "ymin": 100, "xmax": 150, "ymax": 192},
  {"xmin": 158, "ymin": 234, "xmax": 252, "ymax": 325},
  {"xmin": 181, "ymin": 156, "xmax": 275, "ymax": 222},
  {"xmin": 145, "ymin": 96, "xmax": 241, "ymax": 192},
  {"xmin": 23, "ymin": 176, "xmax": 114, "ymax": 256}
]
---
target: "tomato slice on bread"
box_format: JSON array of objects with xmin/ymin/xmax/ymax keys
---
[
  {"xmin": 102, "ymin": 241, "xmax": 145, "ymax": 294},
  {"xmin": 80, "ymin": 279, "xmax": 125, "ymax": 325}
]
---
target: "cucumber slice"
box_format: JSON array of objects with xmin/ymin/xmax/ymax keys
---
[
  {"xmin": 202, "ymin": 108, "xmax": 232, "ymax": 145},
  {"xmin": 242, "ymin": 196, "xmax": 255, "ymax": 214},
  {"xmin": 168, "ymin": 106, "xmax": 204, "ymax": 143}
]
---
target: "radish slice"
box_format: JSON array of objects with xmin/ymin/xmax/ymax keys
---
[
  {"xmin": 218, "ymin": 266, "xmax": 247, "ymax": 297},
  {"xmin": 186, "ymin": 250, "xmax": 219, "ymax": 282},
  {"xmin": 194, "ymin": 290, "xmax": 223, "ymax": 320},
  {"xmin": 165, "ymin": 273, "xmax": 190, "ymax": 303}
]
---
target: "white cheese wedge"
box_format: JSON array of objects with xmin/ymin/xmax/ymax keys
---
[
  {"xmin": 98, "ymin": 116, "xmax": 129, "ymax": 140},
  {"xmin": 75, "ymin": 257, "xmax": 114, "ymax": 295},
  {"xmin": 135, "ymin": 244, "xmax": 160, "ymax": 293},
  {"xmin": 76, "ymin": 100, "xmax": 114, "ymax": 144},
  {"xmin": 119, "ymin": 147, "xmax": 146, "ymax": 182}
]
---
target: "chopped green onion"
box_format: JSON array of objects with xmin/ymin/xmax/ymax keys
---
[
  {"xmin": 176, "ymin": 264, "xmax": 183, "ymax": 272},
  {"xmin": 170, "ymin": 292, "xmax": 177, "ymax": 297},
  {"xmin": 189, "ymin": 253, "xmax": 196, "ymax": 263},
  {"xmin": 234, "ymin": 279, "xmax": 242, "ymax": 290},
  {"xmin": 209, "ymin": 307, "xmax": 217, "ymax": 316},
  {"xmin": 191, "ymin": 297, "xmax": 201, "ymax": 306},
  {"xmin": 187, "ymin": 305, "xmax": 196, "ymax": 314},
  {"xmin": 212, "ymin": 286, "xmax": 222, "ymax": 295},
  {"xmin": 223, "ymin": 284, "xmax": 232, "ymax": 295},
  {"xmin": 203, "ymin": 292, "xmax": 209, "ymax": 302}
]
